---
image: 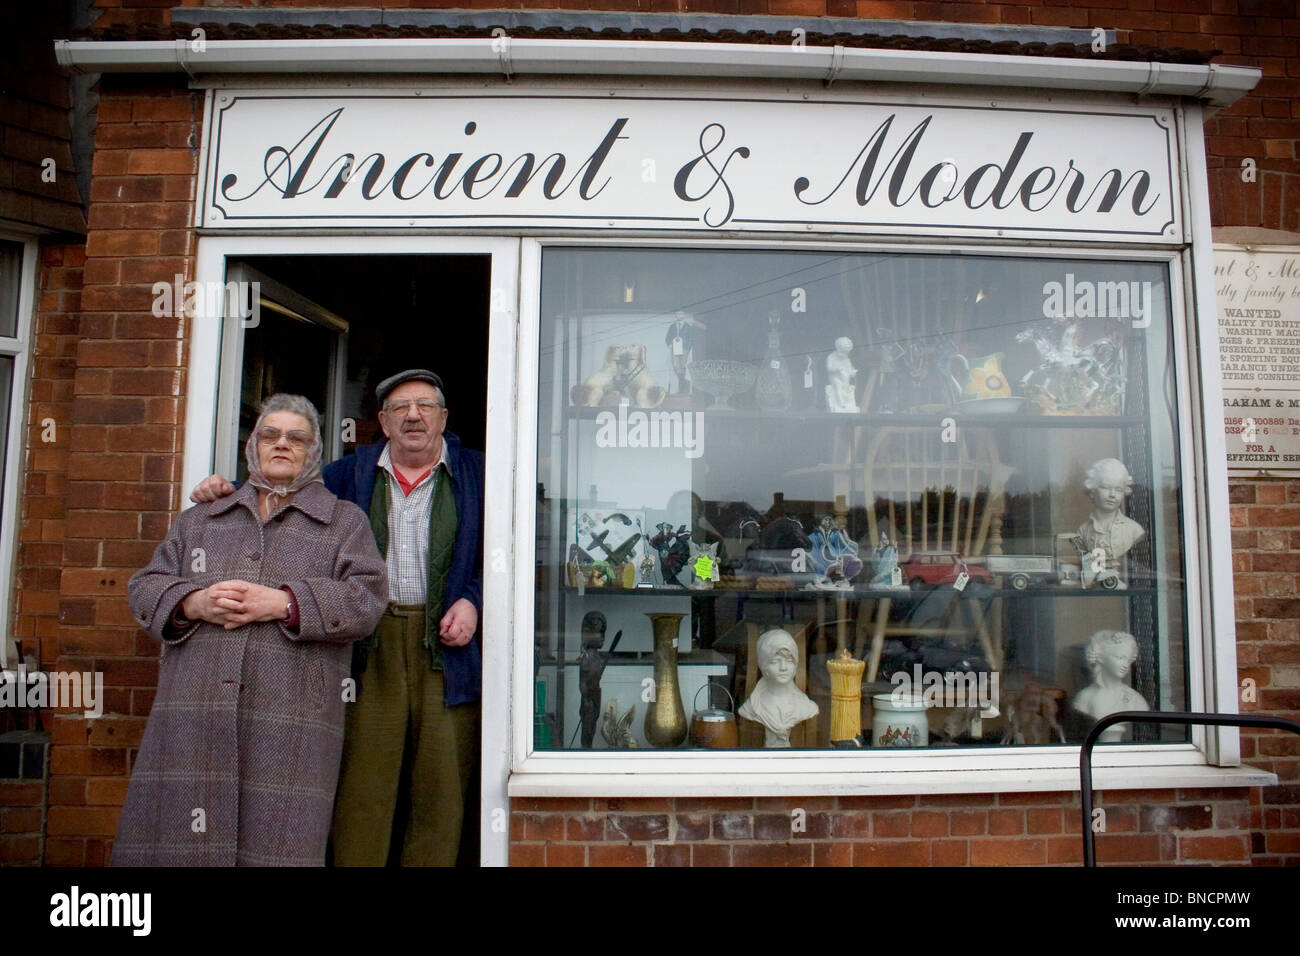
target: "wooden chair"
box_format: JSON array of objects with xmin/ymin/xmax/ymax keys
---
[{"xmin": 853, "ymin": 425, "xmax": 1011, "ymax": 682}]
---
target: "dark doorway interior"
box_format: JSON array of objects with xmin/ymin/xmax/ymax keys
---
[{"xmin": 241, "ymin": 254, "xmax": 491, "ymax": 455}]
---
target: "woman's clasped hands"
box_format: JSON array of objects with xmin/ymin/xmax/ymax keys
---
[{"xmin": 182, "ymin": 580, "xmax": 289, "ymax": 630}]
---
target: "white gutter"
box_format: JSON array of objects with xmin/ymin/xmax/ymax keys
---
[{"xmin": 55, "ymin": 37, "xmax": 1258, "ymax": 113}]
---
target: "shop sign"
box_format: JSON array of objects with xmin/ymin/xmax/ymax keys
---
[
  {"xmin": 1215, "ymin": 245, "xmax": 1300, "ymax": 473},
  {"xmin": 201, "ymin": 90, "xmax": 1180, "ymax": 241}
]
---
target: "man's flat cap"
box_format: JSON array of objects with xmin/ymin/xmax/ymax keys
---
[{"xmin": 377, "ymin": 369, "xmax": 445, "ymax": 405}]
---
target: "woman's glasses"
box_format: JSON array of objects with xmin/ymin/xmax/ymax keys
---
[
  {"xmin": 383, "ymin": 399, "xmax": 443, "ymax": 415},
  {"xmin": 257, "ymin": 427, "xmax": 311, "ymax": 449}
]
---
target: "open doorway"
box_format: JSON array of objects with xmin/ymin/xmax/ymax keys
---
[
  {"xmin": 221, "ymin": 253, "xmax": 491, "ymax": 477},
  {"xmin": 218, "ymin": 252, "xmax": 492, "ymax": 866}
]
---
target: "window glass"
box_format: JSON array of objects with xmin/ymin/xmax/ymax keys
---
[
  {"xmin": 535, "ymin": 247, "xmax": 1186, "ymax": 752},
  {"xmin": 0, "ymin": 240, "xmax": 21, "ymax": 339}
]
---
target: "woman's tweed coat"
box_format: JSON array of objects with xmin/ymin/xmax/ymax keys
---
[{"xmin": 113, "ymin": 481, "xmax": 388, "ymax": 866}]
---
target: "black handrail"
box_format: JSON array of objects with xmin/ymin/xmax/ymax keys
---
[{"xmin": 1079, "ymin": 710, "xmax": 1300, "ymax": 867}]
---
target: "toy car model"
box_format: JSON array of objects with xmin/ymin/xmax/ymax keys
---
[{"xmin": 898, "ymin": 551, "xmax": 993, "ymax": 590}]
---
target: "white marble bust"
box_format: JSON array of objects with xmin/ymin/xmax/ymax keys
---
[
  {"xmin": 1075, "ymin": 458, "xmax": 1145, "ymax": 586},
  {"xmin": 1072, "ymin": 629, "xmax": 1149, "ymax": 743},
  {"xmin": 739, "ymin": 628, "xmax": 819, "ymax": 748}
]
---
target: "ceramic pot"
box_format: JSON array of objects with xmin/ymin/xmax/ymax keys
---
[{"xmin": 872, "ymin": 692, "xmax": 928, "ymax": 747}]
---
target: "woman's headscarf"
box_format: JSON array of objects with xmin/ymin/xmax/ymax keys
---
[{"xmin": 243, "ymin": 393, "xmax": 325, "ymax": 514}]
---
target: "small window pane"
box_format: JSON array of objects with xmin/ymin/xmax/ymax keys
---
[{"xmin": 0, "ymin": 240, "xmax": 22, "ymax": 338}]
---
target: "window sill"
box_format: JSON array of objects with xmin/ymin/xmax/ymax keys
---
[{"xmin": 507, "ymin": 762, "xmax": 1276, "ymax": 798}]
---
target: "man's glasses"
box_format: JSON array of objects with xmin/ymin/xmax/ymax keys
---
[
  {"xmin": 257, "ymin": 427, "xmax": 311, "ymax": 449},
  {"xmin": 384, "ymin": 399, "xmax": 444, "ymax": 415}
]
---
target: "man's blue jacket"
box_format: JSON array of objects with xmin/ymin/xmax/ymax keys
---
[{"xmin": 322, "ymin": 432, "xmax": 484, "ymax": 706}]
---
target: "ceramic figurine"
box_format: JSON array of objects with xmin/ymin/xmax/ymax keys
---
[
  {"xmin": 665, "ymin": 312, "xmax": 694, "ymax": 396},
  {"xmin": 600, "ymin": 699, "xmax": 638, "ymax": 749},
  {"xmin": 869, "ymin": 532, "xmax": 905, "ymax": 588},
  {"xmin": 825, "ymin": 337, "xmax": 859, "ymax": 412},
  {"xmin": 754, "ymin": 309, "xmax": 793, "ymax": 411},
  {"xmin": 687, "ymin": 539, "xmax": 720, "ymax": 589},
  {"xmin": 807, "ymin": 515, "xmax": 863, "ymax": 586},
  {"xmin": 1072, "ymin": 458, "xmax": 1145, "ymax": 589},
  {"xmin": 1072, "ymin": 630, "xmax": 1149, "ymax": 743},
  {"xmin": 1016, "ymin": 319, "xmax": 1125, "ymax": 416},
  {"xmin": 650, "ymin": 522, "xmax": 691, "ymax": 586},
  {"xmin": 1000, "ymin": 682, "xmax": 1067, "ymax": 746},
  {"xmin": 738, "ymin": 628, "xmax": 819, "ymax": 748},
  {"xmin": 570, "ymin": 344, "xmax": 667, "ymax": 407}
]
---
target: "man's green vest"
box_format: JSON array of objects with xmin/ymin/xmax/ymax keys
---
[{"xmin": 357, "ymin": 464, "xmax": 459, "ymax": 672}]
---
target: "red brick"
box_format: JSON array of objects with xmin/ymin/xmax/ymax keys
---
[
  {"xmin": 853, "ymin": 840, "xmax": 930, "ymax": 866},
  {"xmin": 0, "ymin": 836, "xmax": 41, "ymax": 863},
  {"xmin": 510, "ymin": 843, "xmax": 543, "ymax": 867},
  {"xmin": 814, "ymin": 842, "xmax": 852, "ymax": 866},
  {"xmin": 588, "ymin": 844, "xmax": 648, "ymax": 866},
  {"xmin": 1178, "ymin": 834, "xmax": 1251, "ymax": 861},
  {"xmin": 545, "ymin": 844, "xmax": 586, "ymax": 866},
  {"xmin": 931, "ymin": 839, "xmax": 970, "ymax": 866},
  {"xmin": 692, "ymin": 844, "xmax": 731, "ymax": 866},
  {"xmin": 988, "ymin": 809, "xmax": 1025, "ymax": 835},
  {"xmin": 126, "ymin": 150, "xmax": 195, "ymax": 176},
  {"xmin": 911, "ymin": 810, "xmax": 948, "ymax": 838},
  {"xmin": 950, "ymin": 810, "xmax": 987, "ymax": 835},
  {"xmin": 1094, "ymin": 833, "xmax": 1163, "ymax": 862},
  {"xmin": 872, "ymin": 811, "xmax": 911, "ymax": 837},
  {"xmin": 1026, "ymin": 808, "xmax": 1064, "ymax": 834},
  {"xmin": 732, "ymin": 842, "xmax": 812, "ymax": 866},
  {"xmin": 46, "ymin": 806, "xmax": 120, "ymax": 837},
  {"xmin": 652, "ymin": 843, "xmax": 689, "ymax": 867},
  {"xmin": 565, "ymin": 816, "xmax": 605, "ymax": 842},
  {"xmin": 970, "ymin": 838, "xmax": 1047, "ymax": 866}
]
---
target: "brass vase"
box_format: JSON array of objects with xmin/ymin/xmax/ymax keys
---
[{"xmin": 644, "ymin": 612, "xmax": 687, "ymax": 748}]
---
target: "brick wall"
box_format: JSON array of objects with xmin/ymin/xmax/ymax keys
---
[
  {"xmin": 33, "ymin": 76, "xmax": 200, "ymax": 867},
  {"xmin": 509, "ymin": 790, "xmax": 1258, "ymax": 865},
  {"xmin": 1231, "ymin": 477, "xmax": 1300, "ymax": 865},
  {"xmin": 0, "ymin": 733, "xmax": 48, "ymax": 866}
]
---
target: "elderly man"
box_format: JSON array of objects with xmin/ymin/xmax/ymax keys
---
[{"xmin": 193, "ymin": 369, "xmax": 483, "ymax": 866}]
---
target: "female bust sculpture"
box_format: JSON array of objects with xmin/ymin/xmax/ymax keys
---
[
  {"xmin": 739, "ymin": 628, "xmax": 819, "ymax": 748},
  {"xmin": 1071, "ymin": 629, "xmax": 1149, "ymax": 743}
]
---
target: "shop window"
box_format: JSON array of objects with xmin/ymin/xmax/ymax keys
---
[
  {"xmin": 0, "ymin": 236, "xmax": 35, "ymax": 670},
  {"xmin": 533, "ymin": 246, "xmax": 1189, "ymax": 754}
]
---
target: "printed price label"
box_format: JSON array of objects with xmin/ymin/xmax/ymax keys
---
[
  {"xmin": 672, "ymin": 336, "xmax": 684, "ymax": 356},
  {"xmin": 694, "ymin": 555, "xmax": 715, "ymax": 580},
  {"xmin": 770, "ymin": 359, "xmax": 781, "ymax": 369},
  {"xmin": 804, "ymin": 358, "xmax": 814, "ymax": 389},
  {"xmin": 891, "ymin": 567, "xmax": 902, "ymax": 587},
  {"xmin": 953, "ymin": 571, "xmax": 969, "ymax": 592}
]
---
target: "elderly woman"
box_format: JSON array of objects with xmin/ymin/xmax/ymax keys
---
[{"xmin": 112, "ymin": 394, "xmax": 388, "ymax": 866}]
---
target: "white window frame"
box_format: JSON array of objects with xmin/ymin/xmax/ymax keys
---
[
  {"xmin": 500, "ymin": 198, "xmax": 1267, "ymax": 801},
  {"xmin": 184, "ymin": 233, "xmax": 521, "ymax": 866},
  {"xmin": 0, "ymin": 233, "xmax": 38, "ymax": 673}
]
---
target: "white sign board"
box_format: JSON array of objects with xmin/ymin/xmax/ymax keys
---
[
  {"xmin": 1215, "ymin": 245, "xmax": 1300, "ymax": 473},
  {"xmin": 201, "ymin": 90, "xmax": 1180, "ymax": 241}
]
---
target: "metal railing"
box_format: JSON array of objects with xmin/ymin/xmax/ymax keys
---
[{"xmin": 1079, "ymin": 710, "xmax": 1300, "ymax": 867}]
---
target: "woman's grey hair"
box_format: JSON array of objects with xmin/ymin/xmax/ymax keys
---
[{"xmin": 258, "ymin": 393, "xmax": 321, "ymax": 441}]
